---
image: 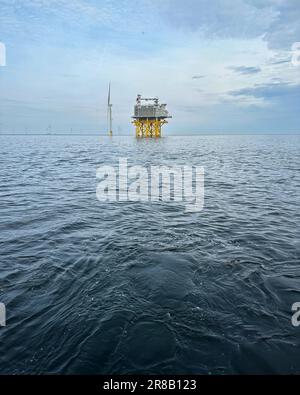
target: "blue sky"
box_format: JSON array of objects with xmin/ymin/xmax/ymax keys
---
[{"xmin": 0, "ymin": 0, "xmax": 299, "ymax": 134}]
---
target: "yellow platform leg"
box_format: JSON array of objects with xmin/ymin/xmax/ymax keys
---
[
  {"xmin": 153, "ymin": 120, "xmax": 160, "ymax": 138},
  {"xmin": 133, "ymin": 119, "xmax": 167, "ymax": 138}
]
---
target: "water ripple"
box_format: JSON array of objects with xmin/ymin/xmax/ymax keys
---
[{"xmin": 0, "ymin": 134, "xmax": 299, "ymax": 374}]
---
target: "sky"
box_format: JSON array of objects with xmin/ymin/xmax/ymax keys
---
[{"xmin": 0, "ymin": 0, "xmax": 299, "ymax": 134}]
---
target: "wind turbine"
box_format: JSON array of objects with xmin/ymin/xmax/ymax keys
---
[{"xmin": 107, "ymin": 82, "xmax": 112, "ymax": 136}]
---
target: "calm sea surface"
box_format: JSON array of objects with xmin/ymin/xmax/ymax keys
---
[{"xmin": 0, "ymin": 134, "xmax": 299, "ymax": 374}]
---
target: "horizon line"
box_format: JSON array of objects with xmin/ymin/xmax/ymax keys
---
[{"xmin": 0, "ymin": 133, "xmax": 300, "ymax": 136}]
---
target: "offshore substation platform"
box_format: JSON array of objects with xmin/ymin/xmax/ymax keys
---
[{"xmin": 132, "ymin": 95, "xmax": 171, "ymax": 138}]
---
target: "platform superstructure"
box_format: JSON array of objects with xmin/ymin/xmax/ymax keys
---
[{"xmin": 132, "ymin": 95, "xmax": 171, "ymax": 138}]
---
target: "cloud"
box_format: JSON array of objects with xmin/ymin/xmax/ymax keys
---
[
  {"xmin": 260, "ymin": 1, "xmax": 300, "ymax": 49},
  {"xmin": 229, "ymin": 82, "xmax": 300, "ymax": 100},
  {"xmin": 269, "ymin": 58, "xmax": 291, "ymax": 65},
  {"xmin": 162, "ymin": 0, "xmax": 277, "ymax": 39},
  {"xmin": 162, "ymin": 0, "xmax": 299, "ymax": 50},
  {"xmin": 228, "ymin": 66, "xmax": 261, "ymax": 74},
  {"xmin": 2, "ymin": 1, "xmax": 299, "ymax": 51},
  {"xmin": 0, "ymin": 0, "xmax": 161, "ymax": 40},
  {"xmin": 192, "ymin": 75, "xmax": 205, "ymax": 79}
]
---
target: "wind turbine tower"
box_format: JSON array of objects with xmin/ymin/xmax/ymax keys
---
[{"xmin": 107, "ymin": 83, "xmax": 113, "ymax": 136}]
